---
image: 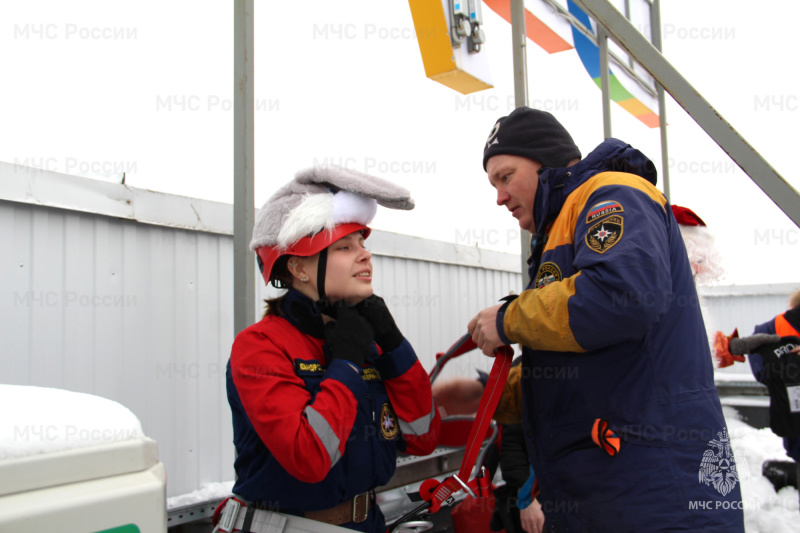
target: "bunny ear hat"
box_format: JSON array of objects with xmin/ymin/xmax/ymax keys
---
[{"xmin": 251, "ymin": 165, "xmax": 414, "ymax": 286}]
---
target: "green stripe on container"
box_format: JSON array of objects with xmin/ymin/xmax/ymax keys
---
[{"xmin": 94, "ymin": 525, "xmax": 141, "ymax": 533}]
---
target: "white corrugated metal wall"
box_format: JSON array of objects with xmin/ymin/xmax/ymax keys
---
[
  {"xmin": 4, "ymin": 165, "xmax": 793, "ymax": 498},
  {"xmin": 1, "ymin": 199, "xmax": 236, "ymax": 496},
  {"xmin": 1, "ymin": 166, "xmax": 522, "ymax": 498},
  {"xmin": 699, "ymin": 284, "xmax": 797, "ymax": 336}
]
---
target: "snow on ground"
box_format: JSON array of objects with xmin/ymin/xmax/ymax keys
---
[
  {"xmin": 0, "ymin": 384, "xmax": 145, "ymax": 460},
  {"xmin": 166, "ymin": 480, "xmax": 234, "ymax": 509},
  {"xmin": 725, "ymin": 406, "xmax": 799, "ymax": 532}
]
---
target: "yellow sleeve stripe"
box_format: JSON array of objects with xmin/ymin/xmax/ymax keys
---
[
  {"xmin": 543, "ymin": 172, "xmax": 667, "ymax": 253},
  {"xmin": 503, "ymin": 272, "xmax": 586, "ymax": 353}
]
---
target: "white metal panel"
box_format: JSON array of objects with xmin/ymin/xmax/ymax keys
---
[
  {"xmin": 0, "ymin": 162, "xmax": 231, "ymax": 235},
  {"xmin": 4, "ymin": 167, "xmax": 796, "ymax": 499},
  {"xmin": 1, "ymin": 200, "xmax": 236, "ymax": 498},
  {"xmin": 700, "ymin": 283, "xmax": 797, "ymax": 337},
  {"xmin": 699, "ymin": 284, "xmax": 798, "ymax": 379},
  {"xmin": 2, "ymin": 204, "xmax": 34, "ymax": 382},
  {"xmin": 369, "ymin": 256, "xmax": 522, "ymax": 378},
  {"xmin": 1, "ymin": 170, "xmax": 523, "ymax": 498}
]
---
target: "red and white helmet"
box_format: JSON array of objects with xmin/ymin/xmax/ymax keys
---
[{"xmin": 250, "ymin": 165, "xmax": 414, "ymax": 287}]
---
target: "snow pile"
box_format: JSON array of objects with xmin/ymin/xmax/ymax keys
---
[
  {"xmin": 0, "ymin": 384, "xmax": 145, "ymax": 461},
  {"xmin": 167, "ymin": 480, "xmax": 234, "ymax": 510},
  {"xmin": 725, "ymin": 407, "xmax": 799, "ymax": 532}
]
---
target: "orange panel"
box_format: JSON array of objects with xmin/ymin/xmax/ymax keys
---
[
  {"xmin": 484, "ymin": 0, "xmax": 573, "ymax": 54},
  {"xmin": 635, "ymin": 112, "xmax": 660, "ymax": 129}
]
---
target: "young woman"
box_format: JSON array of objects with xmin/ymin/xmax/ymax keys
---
[{"xmin": 219, "ymin": 166, "xmax": 440, "ymax": 533}]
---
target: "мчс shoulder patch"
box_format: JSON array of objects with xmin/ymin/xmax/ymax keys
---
[
  {"xmin": 535, "ymin": 262, "xmax": 563, "ymax": 289},
  {"xmin": 586, "ymin": 200, "xmax": 623, "ymax": 223},
  {"xmin": 586, "ymin": 215, "xmax": 623, "ymax": 254},
  {"xmin": 380, "ymin": 403, "xmax": 399, "ymax": 440}
]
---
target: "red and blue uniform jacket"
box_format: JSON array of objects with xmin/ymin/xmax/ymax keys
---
[
  {"xmin": 226, "ymin": 290, "xmax": 440, "ymax": 527},
  {"xmin": 496, "ymin": 138, "xmax": 745, "ymax": 532},
  {"xmin": 748, "ymin": 306, "xmax": 800, "ymax": 462}
]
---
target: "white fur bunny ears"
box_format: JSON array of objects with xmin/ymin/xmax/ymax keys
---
[{"xmin": 250, "ymin": 165, "xmax": 414, "ymax": 252}]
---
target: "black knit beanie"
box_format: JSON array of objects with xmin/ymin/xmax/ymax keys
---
[{"xmin": 482, "ymin": 107, "xmax": 581, "ymax": 170}]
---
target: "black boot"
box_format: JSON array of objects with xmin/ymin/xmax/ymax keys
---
[{"xmin": 761, "ymin": 459, "xmax": 798, "ymax": 491}]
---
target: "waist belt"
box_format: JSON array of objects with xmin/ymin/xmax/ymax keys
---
[
  {"xmin": 213, "ymin": 491, "xmax": 373, "ymax": 532},
  {"xmin": 305, "ymin": 490, "xmax": 372, "ymax": 525}
]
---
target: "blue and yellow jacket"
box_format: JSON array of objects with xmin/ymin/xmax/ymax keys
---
[{"xmin": 497, "ymin": 138, "xmax": 744, "ymax": 532}]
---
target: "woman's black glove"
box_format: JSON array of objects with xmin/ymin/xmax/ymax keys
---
[
  {"xmin": 323, "ymin": 305, "xmax": 374, "ymax": 368},
  {"xmin": 355, "ymin": 295, "xmax": 404, "ymax": 352}
]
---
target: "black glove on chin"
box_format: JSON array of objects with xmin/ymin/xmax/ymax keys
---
[
  {"xmin": 323, "ymin": 306, "xmax": 374, "ymax": 369},
  {"xmin": 355, "ymin": 295, "xmax": 404, "ymax": 352}
]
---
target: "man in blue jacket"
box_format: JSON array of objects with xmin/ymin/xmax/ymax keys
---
[{"xmin": 468, "ymin": 107, "xmax": 745, "ymax": 532}]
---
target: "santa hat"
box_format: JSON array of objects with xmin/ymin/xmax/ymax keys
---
[
  {"xmin": 671, "ymin": 204, "xmax": 723, "ymax": 285},
  {"xmin": 671, "ymin": 205, "xmax": 706, "ymax": 227}
]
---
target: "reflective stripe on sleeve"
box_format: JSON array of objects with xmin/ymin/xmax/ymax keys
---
[
  {"xmin": 399, "ymin": 399, "xmax": 436, "ymax": 436},
  {"xmin": 304, "ymin": 405, "xmax": 342, "ymax": 467}
]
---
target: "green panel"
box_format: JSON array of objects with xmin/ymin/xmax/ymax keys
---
[
  {"xmin": 592, "ymin": 75, "xmax": 635, "ymax": 102},
  {"xmin": 93, "ymin": 525, "xmax": 141, "ymax": 533}
]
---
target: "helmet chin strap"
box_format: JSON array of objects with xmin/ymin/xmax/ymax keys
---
[{"xmin": 315, "ymin": 247, "xmax": 330, "ymax": 310}]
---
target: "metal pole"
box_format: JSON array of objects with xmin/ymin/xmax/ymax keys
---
[
  {"xmin": 511, "ymin": 0, "xmax": 528, "ymax": 108},
  {"xmin": 598, "ymin": 25, "xmax": 612, "ymax": 139},
  {"xmin": 623, "ymin": 0, "xmax": 634, "ymax": 69},
  {"xmin": 234, "ymin": 0, "xmax": 255, "ymax": 335},
  {"xmin": 510, "ymin": 0, "xmax": 531, "ymax": 282},
  {"xmin": 650, "ymin": 0, "xmax": 670, "ymax": 200}
]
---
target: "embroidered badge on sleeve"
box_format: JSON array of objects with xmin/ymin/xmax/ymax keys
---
[
  {"xmin": 380, "ymin": 403, "xmax": 399, "ymax": 440},
  {"xmin": 586, "ymin": 215, "xmax": 623, "ymax": 253},
  {"xmin": 586, "ymin": 200, "xmax": 624, "ymax": 223},
  {"xmin": 535, "ymin": 262, "xmax": 563, "ymax": 289}
]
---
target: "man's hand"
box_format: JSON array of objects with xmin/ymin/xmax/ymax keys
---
[
  {"xmin": 468, "ymin": 303, "xmax": 504, "ymax": 356},
  {"xmin": 520, "ymin": 498, "xmax": 545, "ymax": 533}
]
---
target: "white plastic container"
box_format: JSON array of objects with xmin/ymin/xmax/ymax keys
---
[
  {"xmin": 0, "ymin": 437, "xmax": 167, "ymax": 532},
  {"xmin": 0, "ymin": 385, "xmax": 167, "ymax": 532}
]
